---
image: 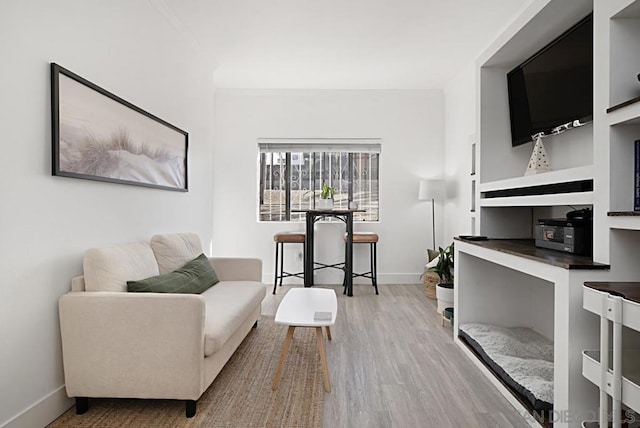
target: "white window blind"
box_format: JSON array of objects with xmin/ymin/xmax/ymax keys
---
[{"xmin": 258, "ymin": 138, "xmax": 382, "ymax": 154}]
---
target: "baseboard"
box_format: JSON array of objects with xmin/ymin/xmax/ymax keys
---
[{"xmin": 2, "ymin": 385, "xmax": 73, "ymax": 428}]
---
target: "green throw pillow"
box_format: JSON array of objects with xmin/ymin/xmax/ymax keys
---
[{"xmin": 127, "ymin": 253, "xmax": 219, "ymax": 294}]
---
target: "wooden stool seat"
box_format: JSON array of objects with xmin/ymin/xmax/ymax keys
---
[
  {"xmin": 343, "ymin": 232, "xmax": 378, "ymax": 243},
  {"xmin": 273, "ymin": 232, "xmax": 305, "ymax": 294},
  {"xmin": 274, "ymin": 232, "xmax": 305, "ymax": 243}
]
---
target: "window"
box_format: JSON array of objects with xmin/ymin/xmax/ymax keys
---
[{"xmin": 258, "ymin": 139, "xmax": 381, "ymax": 222}]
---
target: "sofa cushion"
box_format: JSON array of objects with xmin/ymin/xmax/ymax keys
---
[
  {"xmin": 150, "ymin": 233, "xmax": 204, "ymax": 274},
  {"xmin": 84, "ymin": 242, "xmax": 159, "ymax": 292},
  {"xmin": 127, "ymin": 254, "xmax": 220, "ymax": 294},
  {"xmin": 201, "ymin": 281, "xmax": 266, "ymax": 357}
]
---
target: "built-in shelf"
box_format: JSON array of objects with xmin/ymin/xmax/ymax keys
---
[
  {"xmin": 480, "ymin": 191, "xmax": 593, "ymax": 207},
  {"xmin": 608, "ymin": 211, "xmax": 640, "ymax": 216},
  {"xmin": 454, "ymin": 238, "xmax": 609, "ymax": 270},
  {"xmin": 608, "ymin": 212, "xmax": 640, "ymax": 230},
  {"xmin": 607, "ymin": 97, "xmax": 640, "ymax": 126},
  {"xmin": 479, "ymin": 165, "xmax": 594, "ymax": 193},
  {"xmin": 607, "ymin": 95, "xmax": 640, "ymax": 114},
  {"xmin": 478, "ymin": 166, "xmax": 594, "ymax": 207}
]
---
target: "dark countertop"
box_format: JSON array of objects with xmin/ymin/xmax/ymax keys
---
[
  {"xmin": 608, "ymin": 211, "xmax": 640, "ymax": 216},
  {"xmin": 584, "ymin": 282, "xmax": 640, "ymax": 304},
  {"xmin": 454, "ymin": 237, "xmax": 610, "ymax": 270}
]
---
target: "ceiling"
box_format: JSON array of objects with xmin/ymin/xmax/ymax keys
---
[{"xmin": 160, "ymin": 0, "xmax": 531, "ymax": 90}]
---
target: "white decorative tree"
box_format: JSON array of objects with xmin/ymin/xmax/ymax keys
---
[{"xmin": 524, "ymin": 134, "xmax": 552, "ymax": 176}]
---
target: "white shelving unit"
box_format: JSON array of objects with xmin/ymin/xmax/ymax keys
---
[
  {"xmin": 591, "ymin": 2, "xmax": 640, "ymax": 407},
  {"xmin": 453, "ymin": 0, "xmax": 640, "ymax": 426},
  {"xmin": 582, "ymin": 283, "xmax": 640, "ymax": 427}
]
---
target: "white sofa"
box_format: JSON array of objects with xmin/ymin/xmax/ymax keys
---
[{"xmin": 58, "ymin": 233, "xmax": 266, "ymax": 417}]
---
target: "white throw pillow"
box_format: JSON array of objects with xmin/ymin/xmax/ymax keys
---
[
  {"xmin": 150, "ymin": 233, "xmax": 204, "ymax": 274},
  {"xmin": 84, "ymin": 242, "xmax": 159, "ymax": 292}
]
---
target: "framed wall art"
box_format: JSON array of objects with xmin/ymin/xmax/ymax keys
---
[{"xmin": 51, "ymin": 63, "xmax": 188, "ymax": 191}]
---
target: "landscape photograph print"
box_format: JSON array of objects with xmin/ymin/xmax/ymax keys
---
[{"xmin": 51, "ymin": 63, "xmax": 188, "ymax": 191}]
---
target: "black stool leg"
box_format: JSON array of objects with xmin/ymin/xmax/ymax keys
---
[
  {"xmin": 279, "ymin": 242, "xmax": 285, "ymax": 287},
  {"xmin": 273, "ymin": 242, "xmax": 279, "ymax": 294},
  {"xmin": 372, "ymin": 242, "xmax": 379, "ymax": 295},
  {"xmin": 343, "ymin": 241, "xmax": 348, "ymax": 294},
  {"xmin": 302, "ymin": 242, "xmax": 307, "ymax": 283},
  {"xmin": 369, "ymin": 242, "xmax": 375, "ymax": 287}
]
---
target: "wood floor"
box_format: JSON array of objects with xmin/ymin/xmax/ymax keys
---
[{"xmin": 262, "ymin": 283, "xmax": 530, "ymax": 428}]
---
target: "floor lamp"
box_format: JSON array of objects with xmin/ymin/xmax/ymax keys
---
[{"xmin": 418, "ymin": 179, "xmax": 445, "ymax": 250}]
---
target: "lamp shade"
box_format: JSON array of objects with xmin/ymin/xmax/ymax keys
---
[{"xmin": 418, "ymin": 179, "xmax": 445, "ymax": 200}]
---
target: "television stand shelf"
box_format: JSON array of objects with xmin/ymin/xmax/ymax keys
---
[
  {"xmin": 455, "ymin": 239, "xmax": 611, "ymax": 427},
  {"xmin": 454, "ymin": 238, "xmax": 609, "ymax": 270}
]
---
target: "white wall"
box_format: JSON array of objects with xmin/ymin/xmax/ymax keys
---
[
  {"xmin": 213, "ymin": 89, "xmax": 444, "ymax": 285},
  {"xmin": 443, "ymin": 62, "xmax": 477, "ymax": 243},
  {"xmin": 0, "ymin": 1, "xmax": 216, "ymax": 426}
]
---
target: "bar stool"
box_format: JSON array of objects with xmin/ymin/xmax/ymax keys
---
[
  {"xmin": 273, "ymin": 232, "xmax": 305, "ymax": 294},
  {"xmin": 343, "ymin": 232, "xmax": 379, "ymax": 295}
]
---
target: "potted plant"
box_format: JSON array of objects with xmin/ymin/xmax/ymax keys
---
[
  {"xmin": 428, "ymin": 243, "xmax": 454, "ymax": 314},
  {"xmin": 318, "ymin": 182, "xmax": 337, "ymax": 209}
]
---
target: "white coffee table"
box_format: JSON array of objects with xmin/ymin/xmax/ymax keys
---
[{"xmin": 271, "ymin": 288, "xmax": 337, "ymax": 393}]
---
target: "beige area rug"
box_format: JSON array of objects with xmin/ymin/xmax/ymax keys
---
[{"xmin": 49, "ymin": 316, "xmax": 324, "ymax": 428}]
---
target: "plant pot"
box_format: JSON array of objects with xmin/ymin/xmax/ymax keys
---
[
  {"xmin": 318, "ymin": 198, "xmax": 334, "ymax": 210},
  {"xmin": 436, "ymin": 282, "xmax": 454, "ymax": 314}
]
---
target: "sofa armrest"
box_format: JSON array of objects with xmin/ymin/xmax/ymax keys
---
[
  {"xmin": 59, "ymin": 291, "xmax": 205, "ymax": 400},
  {"xmin": 209, "ymin": 257, "xmax": 262, "ymax": 282}
]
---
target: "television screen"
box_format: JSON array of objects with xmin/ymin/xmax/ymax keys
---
[{"xmin": 507, "ymin": 14, "xmax": 593, "ymax": 147}]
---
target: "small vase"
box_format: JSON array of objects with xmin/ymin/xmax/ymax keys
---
[{"xmin": 318, "ymin": 198, "xmax": 334, "ymax": 210}]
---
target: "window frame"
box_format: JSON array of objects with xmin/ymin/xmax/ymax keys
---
[{"xmin": 257, "ymin": 139, "xmax": 381, "ymax": 223}]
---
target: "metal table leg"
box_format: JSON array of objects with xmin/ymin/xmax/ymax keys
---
[
  {"xmin": 304, "ymin": 212, "xmax": 314, "ymax": 287},
  {"xmin": 346, "ymin": 212, "xmax": 353, "ymax": 296}
]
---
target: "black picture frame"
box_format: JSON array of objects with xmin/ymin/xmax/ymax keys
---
[{"xmin": 51, "ymin": 63, "xmax": 188, "ymax": 192}]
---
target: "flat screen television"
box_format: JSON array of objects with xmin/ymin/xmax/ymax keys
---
[{"xmin": 507, "ymin": 14, "xmax": 593, "ymax": 147}]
